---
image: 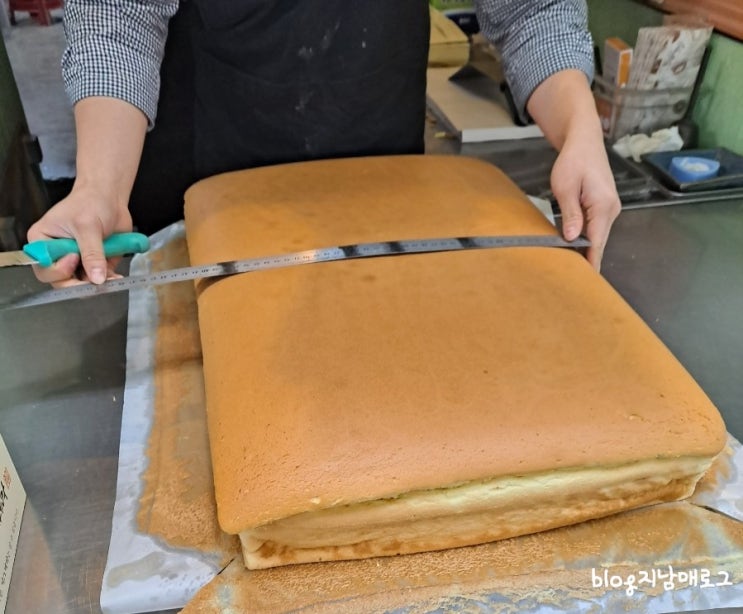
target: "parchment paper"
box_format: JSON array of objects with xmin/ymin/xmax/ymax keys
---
[
  {"xmin": 100, "ymin": 222, "xmax": 223, "ymax": 614},
  {"xmin": 102, "ymin": 219, "xmax": 743, "ymax": 614}
]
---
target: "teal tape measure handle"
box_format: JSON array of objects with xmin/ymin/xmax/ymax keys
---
[{"xmin": 23, "ymin": 232, "xmax": 150, "ymax": 267}]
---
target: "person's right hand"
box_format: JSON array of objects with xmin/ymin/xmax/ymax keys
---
[
  {"xmin": 27, "ymin": 96, "xmax": 149, "ymax": 287},
  {"xmin": 27, "ymin": 184, "xmax": 133, "ymax": 288}
]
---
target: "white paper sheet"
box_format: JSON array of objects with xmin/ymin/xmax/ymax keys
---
[
  {"xmin": 691, "ymin": 435, "xmax": 743, "ymax": 522},
  {"xmin": 101, "ymin": 220, "xmax": 743, "ymax": 614},
  {"xmin": 100, "ymin": 222, "xmax": 222, "ymax": 614}
]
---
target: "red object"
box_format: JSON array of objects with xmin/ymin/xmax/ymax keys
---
[{"xmin": 8, "ymin": 0, "xmax": 63, "ymax": 26}]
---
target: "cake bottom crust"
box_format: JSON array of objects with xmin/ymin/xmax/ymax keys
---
[{"xmin": 239, "ymin": 455, "xmax": 714, "ymax": 569}]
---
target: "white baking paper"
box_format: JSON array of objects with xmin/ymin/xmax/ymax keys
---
[
  {"xmin": 102, "ymin": 220, "xmax": 743, "ymax": 614},
  {"xmin": 691, "ymin": 435, "xmax": 743, "ymax": 522},
  {"xmin": 100, "ymin": 222, "xmax": 222, "ymax": 614}
]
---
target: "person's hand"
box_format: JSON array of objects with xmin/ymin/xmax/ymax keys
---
[
  {"xmin": 27, "ymin": 96, "xmax": 148, "ymax": 287},
  {"xmin": 550, "ymin": 133, "xmax": 621, "ymax": 270},
  {"xmin": 525, "ymin": 70, "xmax": 621, "ymax": 271},
  {"xmin": 27, "ymin": 185, "xmax": 133, "ymax": 287}
]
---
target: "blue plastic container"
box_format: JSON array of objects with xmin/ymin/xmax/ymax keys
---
[{"xmin": 669, "ymin": 156, "xmax": 721, "ymax": 183}]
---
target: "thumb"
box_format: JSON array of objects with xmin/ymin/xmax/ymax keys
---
[
  {"xmin": 551, "ymin": 166, "xmax": 585, "ymax": 242},
  {"xmin": 555, "ymin": 191, "xmax": 584, "ymax": 242},
  {"xmin": 75, "ymin": 226, "xmax": 108, "ymax": 285}
]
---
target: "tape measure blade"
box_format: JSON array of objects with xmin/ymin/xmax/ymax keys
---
[
  {"xmin": 4, "ymin": 262, "xmax": 221, "ymax": 309},
  {"xmin": 4, "ymin": 234, "xmax": 589, "ymax": 310}
]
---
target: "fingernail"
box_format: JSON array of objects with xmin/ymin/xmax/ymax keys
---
[
  {"xmin": 91, "ymin": 267, "xmax": 106, "ymax": 284},
  {"xmin": 564, "ymin": 224, "xmax": 580, "ymax": 241}
]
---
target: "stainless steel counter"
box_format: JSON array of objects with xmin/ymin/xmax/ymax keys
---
[{"xmin": 0, "ymin": 145, "xmax": 741, "ymax": 612}]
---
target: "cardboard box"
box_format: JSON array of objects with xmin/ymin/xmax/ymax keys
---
[
  {"xmin": 603, "ymin": 37, "xmax": 633, "ymax": 87},
  {"xmin": 429, "ymin": 7, "xmax": 470, "ymax": 67},
  {"xmin": 0, "ymin": 434, "xmax": 25, "ymax": 612},
  {"xmin": 429, "ymin": 0, "xmax": 478, "ymax": 34},
  {"xmin": 429, "ymin": 0, "xmax": 473, "ymax": 11}
]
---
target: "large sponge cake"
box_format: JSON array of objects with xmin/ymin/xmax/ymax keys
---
[{"xmin": 184, "ymin": 155, "xmax": 726, "ymax": 569}]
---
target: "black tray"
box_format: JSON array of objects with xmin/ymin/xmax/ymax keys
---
[{"xmin": 641, "ymin": 147, "xmax": 743, "ymax": 192}]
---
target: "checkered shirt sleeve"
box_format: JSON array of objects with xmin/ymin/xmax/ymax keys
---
[
  {"xmin": 60, "ymin": 0, "xmax": 593, "ymax": 128},
  {"xmin": 61, "ymin": 0, "xmax": 178, "ymax": 127},
  {"xmin": 474, "ymin": 0, "xmax": 595, "ymax": 121}
]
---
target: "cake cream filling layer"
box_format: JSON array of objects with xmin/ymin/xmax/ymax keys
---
[{"xmin": 240, "ymin": 455, "xmax": 713, "ymax": 555}]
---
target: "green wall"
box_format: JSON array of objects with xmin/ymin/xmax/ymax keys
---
[
  {"xmin": 692, "ymin": 35, "xmax": 743, "ymax": 151},
  {"xmin": 587, "ymin": 0, "xmax": 662, "ymax": 49},
  {"xmin": 586, "ymin": 0, "xmax": 743, "ymax": 153},
  {"xmin": 0, "ymin": 33, "xmax": 25, "ymax": 170}
]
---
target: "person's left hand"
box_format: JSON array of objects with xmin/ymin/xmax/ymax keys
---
[
  {"xmin": 549, "ymin": 132, "xmax": 621, "ymax": 270},
  {"xmin": 525, "ymin": 69, "xmax": 621, "ymax": 270}
]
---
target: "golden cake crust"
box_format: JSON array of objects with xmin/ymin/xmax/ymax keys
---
[{"xmin": 184, "ymin": 155, "xmax": 726, "ymax": 537}]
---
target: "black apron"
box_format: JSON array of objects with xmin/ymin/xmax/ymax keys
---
[{"xmin": 129, "ymin": 0, "xmax": 430, "ymax": 235}]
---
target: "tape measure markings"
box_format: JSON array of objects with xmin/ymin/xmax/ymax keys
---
[{"xmin": 5, "ymin": 234, "xmax": 589, "ymax": 310}]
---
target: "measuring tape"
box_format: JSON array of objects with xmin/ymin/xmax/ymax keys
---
[{"xmin": 5, "ymin": 234, "xmax": 589, "ymax": 310}]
